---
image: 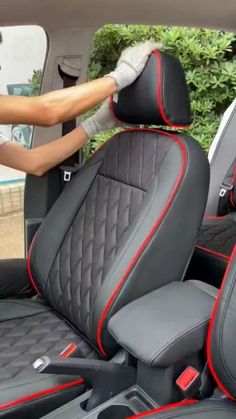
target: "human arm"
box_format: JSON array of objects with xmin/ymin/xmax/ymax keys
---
[
  {"xmin": 0, "ymin": 41, "xmax": 159, "ymax": 127},
  {"xmin": 0, "ymin": 99, "xmax": 121, "ymax": 176},
  {"xmin": 0, "ymin": 127, "xmax": 88, "ymax": 176},
  {"xmin": 0, "ymin": 77, "xmax": 117, "ymax": 127}
]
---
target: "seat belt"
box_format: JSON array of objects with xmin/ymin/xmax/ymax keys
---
[
  {"xmin": 218, "ymin": 157, "xmax": 236, "ymax": 215},
  {"xmin": 58, "ymin": 58, "xmax": 82, "ymax": 188}
]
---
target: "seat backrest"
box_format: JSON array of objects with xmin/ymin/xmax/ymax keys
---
[
  {"xmin": 28, "ymin": 50, "xmax": 209, "ymax": 357},
  {"xmin": 207, "ymin": 245, "xmax": 236, "ymax": 400}
]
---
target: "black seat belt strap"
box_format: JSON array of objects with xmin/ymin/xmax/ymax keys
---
[
  {"xmin": 218, "ymin": 157, "xmax": 236, "ymax": 215},
  {"xmin": 58, "ymin": 60, "xmax": 82, "ymax": 187}
]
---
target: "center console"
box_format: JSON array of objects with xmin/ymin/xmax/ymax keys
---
[{"xmin": 41, "ymin": 280, "xmax": 216, "ymax": 419}]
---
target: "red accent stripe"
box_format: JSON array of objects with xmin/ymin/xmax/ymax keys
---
[
  {"xmin": 96, "ymin": 128, "xmax": 187, "ymax": 356},
  {"xmin": 207, "ymin": 245, "xmax": 236, "ymax": 401},
  {"xmin": 0, "ymin": 378, "xmax": 84, "ymax": 411},
  {"xmin": 27, "ymin": 237, "xmax": 41, "ymax": 295},
  {"xmin": 59, "ymin": 343, "xmax": 77, "ymax": 358},
  {"xmin": 196, "ymin": 245, "xmax": 230, "ymax": 261},
  {"xmin": 204, "ymin": 214, "xmax": 227, "ymax": 220},
  {"xmin": 152, "ymin": 50, "xmax": 189, "ymax": 130},
  {"xmin": 127, "ymin": 400, "xmax": 198, "ymax": 418}
]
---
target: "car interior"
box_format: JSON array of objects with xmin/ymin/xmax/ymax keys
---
[{"xmin": 0, "ymin": 0, "xmax": 236, "ymax": 418}]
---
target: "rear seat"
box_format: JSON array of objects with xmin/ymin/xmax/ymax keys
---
[
  {"xmin": 186, "ymin": 99, "xmax": 236, "ymax": 287},
  {"xmin": 197, "ymin": 214, "xmax": 236, "ymax": 261}
]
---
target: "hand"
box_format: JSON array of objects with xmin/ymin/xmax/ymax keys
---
[
  {"xmin": 80, "ymin": 99, "xmax": 121, "ymax": 139},
  {"xmin": 108, "ymin": 41, "xmax": 160, "ymax": 91}
]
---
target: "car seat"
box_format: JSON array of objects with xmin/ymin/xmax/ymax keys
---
[
  {"xmin": 0, "ymin": 50, "xmax": 209, "ymax": 418},
  {"xmin": 187, "ymin": 100, "xmax": 236, "ymax": 287}
]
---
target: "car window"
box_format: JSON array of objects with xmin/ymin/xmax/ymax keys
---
[{"xmin": 0, "ymin": 25, "xmax": 47, "ymax": 259}]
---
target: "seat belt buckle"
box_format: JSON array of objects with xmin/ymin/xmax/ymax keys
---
[
  {"xmin": 219, "ymin": 182, "xmax": 233, "ymax": 197},
  {"xmin": 60, "ymin": 163, "xmax": 80, "ymax": 183},
  {"xmin": 63, "ymin": 171, "xmax": 72, "ymax": 182},
  {"xmin": 176, "ymin": 366, "xmax": 201, "ymax": 399}
]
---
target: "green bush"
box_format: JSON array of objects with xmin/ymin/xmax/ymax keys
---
[
  {"xmin": 29, "ymin": 69, "xmax": 43, "ymax": 96},
  {"xmin": 87, "ymin": 25, "xmax": 236, "ymax": 154}
]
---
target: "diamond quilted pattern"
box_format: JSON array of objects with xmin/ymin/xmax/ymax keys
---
[
  {"xmin": 46, "ymin": 132, "xmax": 173, "ymax": 342},
  {"xmin": 198, "ymin": 216, "xmax": 236, "ymax": 257},
  {"xmin": 47, "ymin": 175, "xmax": 145, "ymax": 337},
  {"xmin": 0, "ymin": 309, "xmax": 98, "ymax": 382},
  {"xmin": 100, "ymin": 130, "xmax": 171, "ymax": 191}
]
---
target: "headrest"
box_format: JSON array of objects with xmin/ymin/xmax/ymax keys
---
[{"xmin": 111, "ymin": 50, "xmax": 192, "ymax": 128}]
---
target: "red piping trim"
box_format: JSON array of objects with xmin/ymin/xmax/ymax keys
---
[
  {"xmin": 207, "ymin": 245, "xmax": 236, "ymax": 401},
  {"xmin": 59, "ymin": 342, "xmax": 77, "ymax": 358},
  {"xmin": 152, "ymin": 50, "xmax": 189, "ymax": 130},
  {"xmin": 96, "ymin": 128, "xmax": 187, "ymax": 356},
  {"xmin": 27, "ymin": 236, "xmax": 41, "ymax": 295},
  {"xmin": 0, "ymin": 378, "xmax": 84, "ymax": 411},
  {"xmin": 196, "ymin": 245, "xmax": 230, "ymax": 261},
  {"xmin": 204, "ymin": 214, "xmax": 227, "ymax": 220},
  {"xmin": 127, "ymin": 400, "xmax": 198, "ymax": 418}
]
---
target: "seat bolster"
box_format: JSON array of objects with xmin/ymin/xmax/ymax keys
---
[
  {"xmin": 29, "ymin": 153, "xmax": 104, "ymax": 295},
  {"xmin": 128, "ymin": 400, "xmax": 236, "ymax": 419},
  {"xmin": 0, "ymin": 298, "xmax": 50, "ymax": 321},
  {"xmin": 208, "ymin": 245, "xmax": 236, "ymax": 400}
]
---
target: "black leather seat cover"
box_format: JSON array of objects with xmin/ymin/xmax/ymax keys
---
[
  {"xmin": 189, "ymin": 213, "xmax": 236, "ymax": 288},
  {"xmin": 0, "ymin": 51, "xmax": 209, "ymax": 418},
  {"xmin": 131, "ymin": 246, "xmax": 236, "ymax": 419},
  {"xmin": 197, "ymin": 213, "xmax": 236, "ymax": 259}
]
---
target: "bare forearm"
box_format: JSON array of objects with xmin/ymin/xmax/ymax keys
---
[
  {"xmin": 0, "ymin": 77, "xmax": 117, "ymax": 127},
  {"xmin": 0, "ymin": 127, "xmax": 88, "ymax": 176},
  {"xmin": 38, "ymin": 77, "xmax": 117, "ymax": 124}
]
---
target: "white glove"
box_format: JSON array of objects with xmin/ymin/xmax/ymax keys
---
[
  {"xmin": 80, "ymin": 99, "xmax": 122, "ymax": 139},
  {"xmin": 108, "ymin": 41, "xmax": 160, "ymax": 91}
]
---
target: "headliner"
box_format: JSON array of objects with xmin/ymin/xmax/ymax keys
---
[{"xmin": 0, "ymin": 0, "xmax": 236, "ymax": 32}]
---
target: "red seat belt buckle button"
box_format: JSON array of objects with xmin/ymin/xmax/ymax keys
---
[{"xmin": 176, "ymin": 366, "xmax": 201, "ymax": 399}]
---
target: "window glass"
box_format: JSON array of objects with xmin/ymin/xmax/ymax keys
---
[{"xmin": 0, "ymin": 26, "xmax": 46, "ymax": 258}]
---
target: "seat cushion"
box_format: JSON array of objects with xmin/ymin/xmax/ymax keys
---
[
  {"xmin": 128, "ymin": 399, "xmax": 236, "ymax": 418},
  {"xmin": 187, "ymin": 214, "xmax": 236, "ymax": 287},
  {"xmin": 197, "ymin": 213, "xmax": 236, "ymax": 259},
  {"xmin": 0, "ymin": 298, "xmax": 99, "ymax": 417}
]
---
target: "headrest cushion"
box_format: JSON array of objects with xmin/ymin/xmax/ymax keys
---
[{"xmin": 111, "ymin": 50, "xmax": 192, "ymax": 128}]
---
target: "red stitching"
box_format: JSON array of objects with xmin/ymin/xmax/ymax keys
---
[{"xmin": 96, "ymin": 128, "xmax": 187, "ymax": 356}]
